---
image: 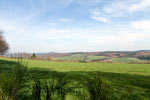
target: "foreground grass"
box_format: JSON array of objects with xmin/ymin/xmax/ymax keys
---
[{"xmin": 1, "ymin": 57, "xmax": 150, "ymax": 99}]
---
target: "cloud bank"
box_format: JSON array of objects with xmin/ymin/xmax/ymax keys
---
[{"xmin": 0, "ymin": 0, "xmax": 150, "ymax": 52}]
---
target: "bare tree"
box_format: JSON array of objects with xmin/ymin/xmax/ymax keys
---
[{"xmin": 0, "ymin": 30, "xmax": 9, "ymax": 54}]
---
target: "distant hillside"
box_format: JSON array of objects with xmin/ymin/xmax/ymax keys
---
[{"xmin": 4, "ymin": 50, "xmax": 150, "ymax": 63}]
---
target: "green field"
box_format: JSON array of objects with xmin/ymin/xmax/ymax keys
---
[
  {"xmin": 54, "ymin": 54, "xmax": 145, "ymax": 64},
  {"xmin": 1, "ymin": 57, "xmax": 150, "ymax": 75},
  {"xmin": 55, "ymin": 54, "xmax": 84, "ymax": 61},
  {"xmin": 112, "ymin": 57, "xmax": 142, "ymax": 63},
  {"xmin": 87, "ymin": 55, "xmax": 107, "ymax": 61},
  {"xmin": 1, "ymin": 57, "xmax": 150, "ymax": 99}
]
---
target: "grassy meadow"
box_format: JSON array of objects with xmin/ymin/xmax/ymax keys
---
[
  {"xmin": 54, "ymin": 54, "xmax": 84, "ymax": 61},
  {"xmin": 87, "ymin": 55, "xmax": 107, "ymax": 61},
  {"xmin": 112, "ymin": 57, "xmax": 142, "ymax": 63},
  {"xmin": 1, "ymin": 57, "xmax": 150, "ymax": 99}
]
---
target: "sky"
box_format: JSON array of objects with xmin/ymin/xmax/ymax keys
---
[{"xmin": 0, "ymin": 0, "xmax": 150, "ymax": 53}]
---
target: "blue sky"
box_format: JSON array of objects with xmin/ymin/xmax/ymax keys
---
[{"xmin": 0, "ymin": 0, "xmax": 150, "ymax": 53}]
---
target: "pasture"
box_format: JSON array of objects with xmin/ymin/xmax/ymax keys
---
[
  {"xmin": 87, "ymin": 55, "xmax": 107, "ymax": 61},
  {"xmin": 112, "ymin": 57, "xmax": 142, "ymax": 63},
  {"xmin": 0, "ymin": 57, "xmax": 150, "ymax": 99},
  {"xmin": 54, "ymin": 54, "xmax": 84, "ymax": 61}
]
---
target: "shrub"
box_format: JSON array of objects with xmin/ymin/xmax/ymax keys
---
[
  {"xmin": 79, "ymin": 74, "xmax": 112, "ymax": 100},
  {"xmin": 0, "ymin": 58, "xmax": 28, "ymax": 100},
  {"xmin": 32, "ymin": 81, "xmax": 42, "ymax": 100}
]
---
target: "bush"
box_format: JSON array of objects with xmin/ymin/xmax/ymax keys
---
[
  {"xmin": 79, "ymin": 74, "xmax": 112, "ymax": 100},
  {"xmin": 31, "ymin": 73, "xmax": 77, "ymax": 100},
  {"xmin": 0, "ymin": 59, "xmax": 28, "ymax": 100},
  {"xmin": 0, "ymin": 73, "xmax": 15, "ymax": 100}
]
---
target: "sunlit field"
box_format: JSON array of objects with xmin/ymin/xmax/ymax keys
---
[
  {"xmin": 1, "ymin": 57, "xmax": 150, "ymax": 75},
  {"xmin": 1, "ymin": 57, "xmax": 150, "ymax": 99}
]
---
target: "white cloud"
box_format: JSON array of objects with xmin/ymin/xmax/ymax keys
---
[
  {"xmin": 3, "ymin": 19, "xmax": 150, "ymax": 52},
  {"xmin": 1, "ymin": 0, "xmax": 150, "ymax": 52},
  {"xmin": 129, "ymin": 0, "xmax": 150, "ymax": 12},
  {"xmin": 102, "ymin": 0, "xmax": 150, "ymax": 17},
  {"xmin": 130, "ymin": 20, "xmax": 150, "ymax": 31},
  {"xmin": 2, "ymin": 17, "xmax": 150, "ymax": 52},
  {"xmin": 90, "ymin": 8, "xmax": 109, "ymax": 23},
  {"xmin": 103, "ymin": 1, "xmax": 127, "ymax": 17},
  {"xmin": 88, "ymin": 29, "xmax": 150, "ymax": 51},
  {"xmin": 34, "ymin": 29, "xmax": 74, "ymax": 40},
  {"xmin": 91, "ymin": 8, "xmax": 100, "ymax": 16},
  {"xmin": 91, "ymin": 16, "xmax": 109, "ymax": 23}
]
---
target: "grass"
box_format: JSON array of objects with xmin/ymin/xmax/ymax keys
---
[
  {"xmin": 112, "ymin": 57, "xmax": 142, "ymax": 63},
  {"xmin": 1, "ymin": 57, "xmax": 150, "ymax": 75},
  {"xmin": 54, "ymin": 54, "xmax": 84, "ymax": 61},
  {"xmin": 87, "ymin": 55, "xmax": 107, "ymax": 61},
  {"xmin": 1, "ymin": 57, "xmax": 150, "ymax": 99}
]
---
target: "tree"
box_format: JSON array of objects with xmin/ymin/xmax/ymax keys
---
[
  {"xmin": 0, "ymin": 30, "xmax": 9, "ymax": 54},
  {"xmin": 31, "ymin": 53, "xmax": 36, "ymax": 59}
]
